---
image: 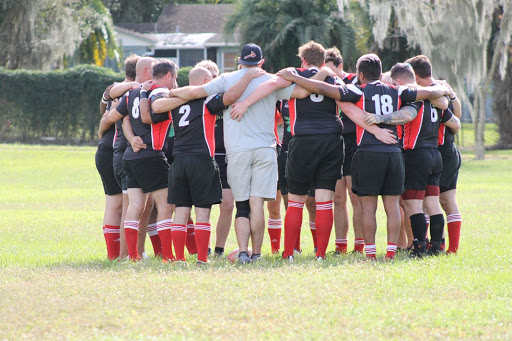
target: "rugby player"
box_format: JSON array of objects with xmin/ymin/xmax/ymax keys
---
[
  {"xmin": 324, "ymin": 47, "xmax": 365, "ymax": 254},
  {"xmin": 406, "ymin": 55, "xmax": 463, "ymax": 254}
]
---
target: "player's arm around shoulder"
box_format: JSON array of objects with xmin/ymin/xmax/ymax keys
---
[
  {"xmin": 110, "ymin": 81, "xmax": 138, "ymax": 99},
  {"xmin": 222, "ymin": 67, "xmax": 266, "ymax": 106},
  {"xmin": 441, "ymin": 107, "xmax": 461, "ymax": 134},
  {"xmin": 151, "ymin": 86, "xmax": 188, "ymax": 114}
]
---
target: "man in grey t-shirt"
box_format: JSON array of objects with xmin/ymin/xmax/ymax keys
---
[{"xmin": 170, "ymin": 44, "xmax": 301, "ymax": 263}]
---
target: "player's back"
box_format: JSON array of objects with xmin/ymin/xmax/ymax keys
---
[{"xmin": 288, "ymin": 67, "xmax": 343, "ymax": 136}]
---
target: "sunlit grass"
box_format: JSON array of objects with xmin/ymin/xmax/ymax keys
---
[{"xmin": 0, "ymin": 144, "xmax": 511, "ymax": 339}]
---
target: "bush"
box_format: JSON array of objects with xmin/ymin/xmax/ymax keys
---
[
  {"xmin": 177, "ymin": 66, "xmax": 192, "ymax": 88},
  {"xmin": 0, "ymin": 65, "xmax": 123, "ymax": 143}
]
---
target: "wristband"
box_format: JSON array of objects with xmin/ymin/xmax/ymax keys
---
[
  {"xmin": 450, "ymin": 96, "xmax": 457, "ymax": 101},
  {"xmin": 101, "ymin": 98, "xmax": 108, "ymax": 104},
  {"xmin": 140, "ymin": 90, "xmax": 147, "ymax": 99}
]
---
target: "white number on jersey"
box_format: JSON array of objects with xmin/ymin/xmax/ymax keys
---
[
  {"xmin": 179, "ymin": 105, "xmax": 191, "ymax": 127},
  {"xmin": 310, "ymin": 93, "xmax": 324, "ymax": 103},
  {"xmin": 430, "ymin": 104, "xmax": 438, "ymax": 122},
  {"xmin": 131, "ymin": 97, "xmax": 140, "ymax": 119},
  {"xmin": 371, "ymin": 94, "xmax": 393, "ymax": 115}
]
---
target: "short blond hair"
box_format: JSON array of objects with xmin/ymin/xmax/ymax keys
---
[
  {"xmin": 195, "ymin": 60, "xmax": 219, "ymax": 76},
  {"xmin": 297, "ymin": 41, "xmax": 326, "ymax": 67}
]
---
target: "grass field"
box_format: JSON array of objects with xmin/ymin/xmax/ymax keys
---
[{"xmin": 1, "ymin": 143, "xmax": 511, "ymax": 340}]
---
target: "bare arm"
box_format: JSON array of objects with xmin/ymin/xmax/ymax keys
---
[
  {"xmin": 337, "ymin": 102, "xmax": 397, "ymax": 145},
  {"xmin": 430, "ymin": 95, "xmax": 449, "ymax": 110},
  {"xmin": 222, "ymin": 68, "xmax": 266, "ymax": 105},
  {"xmin": 364, "ymin": 105, "xmax": 418, "ymax": 125},
  {"xmin": 98, "ymin": 99, "xmax": 122, "ymax": 138},
  {"xmin": 415, "ymin": 85, "xmax": 450, "ymax": 103},
  {"xmin": 443, "ymin": 114, "xmax": 461, "ymax": 135},
  {"xmin": 152, "ymin": 97, "xmax": 188, "ymax": 114},
  {"xmin": 170, "ymin": 85, "xmax": 208, "ymax": 101},
  {"xmin": 122, "ymin": 115, "xmax": 147, "ymax": 152},
  {"xmin": 99, "ymin": 84, "xmax": 114, "ymax": 115},
  {"xmin": 111, "ymin": 82, "xmax": 138, "ymax": 99},
  {"xmin": 277, "ymin": 68, "xmax": 341, "ymax": 101},
  {"xmin": 139, "ymin": 81, "xmax": 156, "ymax": 124},
  {"xmin": 289, "ymin": 67, "xmax": 335, "ymax": 99}
]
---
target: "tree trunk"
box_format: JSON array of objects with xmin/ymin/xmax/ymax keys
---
[{"xmin": 474, "ymin": 88, "xmax": 487, "ymax": 160}]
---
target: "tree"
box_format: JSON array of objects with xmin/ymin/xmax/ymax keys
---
[
  {"xmin": 0, "ymin": 0, "xmax": 118, "ymax": 70},
  {"xmin": 351, "ymin": 0, "xmax": 512, "ymax": 159},
  {"xmin": 225, "ymin": 0, "xmax": 360, "ymax": 72}
]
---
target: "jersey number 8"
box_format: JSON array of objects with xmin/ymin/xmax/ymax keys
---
[
  {"xmin": 371, "ymin": 94, "xmax": 393, "ymax": 115},
  {"xmin": 132, "ymin": 97, "xmax": 140, "ymax": 119}
]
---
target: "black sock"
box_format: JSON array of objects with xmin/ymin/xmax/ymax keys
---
[
  {"xmin": 214, "ymin": 247, "xmax": 224, "ymax": 254},
  {"xmin": 410, "ymin": 213, "xmax": 427, "ymax": 241},
  {"xmin": 429, "ymin": 214, "xmax": 445, "ymax": 242}
]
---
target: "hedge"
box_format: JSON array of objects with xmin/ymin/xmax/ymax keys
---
[{"xmin": 0, "ymin": 65, "xmax": 123, "ymax": 143}]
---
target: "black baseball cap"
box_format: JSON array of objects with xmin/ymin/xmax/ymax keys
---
[{"xmin": 238, "ymin": 43, "xmax": 263, "ymax": 65}]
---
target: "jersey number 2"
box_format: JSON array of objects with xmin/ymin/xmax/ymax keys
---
[
  {"xmin": 371, "ymin": 94, "xmax": 393, "ymax": 115},
  {"xmin": 179, "ymin": 105, "xmax": 191, "ymax": 127}
]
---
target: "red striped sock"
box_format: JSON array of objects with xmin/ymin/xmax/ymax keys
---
[
  {"xmin": 186, "ymin": 219, "xmax": 197, "ymax": 255},
  {"xmin": 147, "ymin": 223, "xmax": 162, "ymax": 257},
  {"xmin": 365, "ymin": 244, "xmax": 376, "ymax": 259},
  {"xmin": 195, "ymin": 223, "xmax": 211, "ymax": 262},
  {"xmin": 309, "ymin": 221, "xmax": 317, "ymax": 250},
  {"xmin": 157, "ymin": 219, "xmax": 174, "ymax": 261},
  {"xmin": 104, "ymin": 225, "xmax": 120, "ymax": 260},
  {"xmin": 315, "ymin": 201, "xmax": 333, "ymax": 258},
  {"xmin": 386, "ymin": 242, "xmax": 397, "ymax": 259},
  {"xmin": 354, "ymin": 238, "xmax": 365, "ymax": 253},
  {"xmin": 447, "ymin": 214, "xmax": 462, "ymax": 254},
  {"xmin": 124, "ymin": 220, "xmax": 140, "ymax": 260},
  {"xmin": 171, "ymin": 224, "xmax": 187, "ymax": 261},
  {"xmin": 267, "ymin": 218, "xmax": 282, "ymax": 254},
  {"xmin": 283, "ymin": 201, "xmax": 303, "ymax": 258},
  {"xmin": 335, "ymin": 239, "xmax": 348, "ymax": 254}
]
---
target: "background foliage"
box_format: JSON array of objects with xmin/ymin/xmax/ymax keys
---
[{"xmin": 0, "ymin": 66, "xmax": 123, "ymax": 142}]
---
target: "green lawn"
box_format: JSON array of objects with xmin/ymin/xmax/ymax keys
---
[{"xmin": 0, "ymin": 144, "xmax": 511, "ymax": 339}]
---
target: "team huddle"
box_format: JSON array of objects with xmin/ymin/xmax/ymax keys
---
[{"xmin": 95, "ymin": 41, "xmax": 463, "ymax": 264}]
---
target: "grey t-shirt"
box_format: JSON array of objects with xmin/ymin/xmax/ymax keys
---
[{"xmin": 203, "ymin": 68, "xmax": 295, "ymax": 154}]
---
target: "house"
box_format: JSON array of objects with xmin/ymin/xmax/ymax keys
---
[{"xmin": 114, "ymin": 4, "xmax": 240, "ymax": 72}]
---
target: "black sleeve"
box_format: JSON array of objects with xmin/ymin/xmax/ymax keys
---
[
  {"xmin": 116, "ymin": 94, "xmax": 129, "ymax": 117},
  {"xmin": 398, "ymin": 86, "xmax": 418, "ymax": 104},
  {"xmin": 338, "ymin": 84, "xmax": 362, "ymax": 103},
  {"xmin": 205, "ymin": 93, "xmax": 227, "ymax": 115},
  {"xmin": 440, "ymin": 107, "xmax": 454, "ymax": 124}
]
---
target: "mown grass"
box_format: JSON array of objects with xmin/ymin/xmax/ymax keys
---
[{"xmin": 0, "ymin": 144, "xmax": 511, "ymax": 340}]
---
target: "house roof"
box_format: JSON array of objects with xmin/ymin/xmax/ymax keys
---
[
  {"xmin": 116, "ymin": 23, "xmax": 157, "ymax": 33},
  {"xmin": 156, "ymin": 4, "xmax": 235, "ymax": 34}
]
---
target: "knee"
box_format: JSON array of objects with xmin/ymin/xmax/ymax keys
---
[
  {"xmin": 220, "ymin": 200, "xmax": 234, "ymax": 214},
  {"xmin": 235, "ymin": 200, "xmax": 250, "ymax": 219},
  {"xmin": 334, "ymin": 191, "xmax": 347, "ymax": 207}
]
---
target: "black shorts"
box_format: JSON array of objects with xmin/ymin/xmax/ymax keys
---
[
  {"xmin": 277, "ymin": 151, "xmax": 288, "ymax": 195},
  {"xmin": 168, "ymin": 155, "xmax": 222, "ymax": 207},
  {"xmin": 351, "ymin": 150, "xmax": 404, "ymax": 196},
  {"xmin": 95, "ymin": 148, "xmax": 122, "ymax": 196},
  {"xmin": 403, "ymin": 149, "xmax": 443, "ymax": 191},
  {"xmin": 286, "ymin": 134, "xmax": 343, "ymax": 195},
  {"xmin": 123, "ymin": 156, "xmax": 169, "ymax": 193},
  {"xmin": 113, "ymin": 163, "xmax": 128, "ymax": 192},
  {"xmin": 343, "ymin": 134, "xmax": 357, "ymax": 177},
  {"xmin": 215, "ymin": 154, "xmax": 230, "ymax": 189},
  {"xmin": 439, "ymin": 143, "xmax": 461, "ymax": 192}
]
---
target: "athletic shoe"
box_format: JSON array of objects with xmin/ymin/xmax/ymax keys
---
[
  {"xmin": 409, "ymin": 240, "xmax": 427, "ymax": 258},
  {"xmin": 208, "ymin": 248, "xmax": 212, "ymax": 256},
  {"xmin": 293, "ymin": 249, "xmax": 302, "ymax": 256},
  {"xmin": 427, "ymin": 241, "xmax": 444, "ymax": 256},
  {"xmin": 174, "ymin": 260, "xmax": 188, "ymax": 268},
  {"xmin": 238, "ymin": 251, "xmax": 251, "ymax": 264},
  {"xmin": 250, "ymin": 254, "xmax": 261, "ymax": 262},
  {"xmin": 316, "ymin": 256, "xmax": 325, "ymax": 262},
  {"xmin": 196, "ymin": 260, "xmax": 208, "ymax": 266},
  {"xmin": 213, "ymin": 251, "xmax": 224, "ymax": 258},
  {"xmin": 285, "ymin": 255, "xmax": 294, "ymax": 263},
  {"xmin": 349, "ymin": 249, "xmax": 364, "ymax": 255}
]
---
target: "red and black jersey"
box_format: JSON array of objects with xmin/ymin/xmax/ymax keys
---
[
  {"xmin": 98, "ymin": 99, "xmax": 115, "ymax": 151},
  {"xmin": 171, "ymin": 94, "xmax": 226, "ymax": 158},
  {"xmin": 288, "ymin": 67, "xmax": 343, "ymax": 136},
  {"xmin": 277, "ymin": 100, "xmax": 292, "ymax": 152},
  {"xmin": 340, "ymin": 73, "xmax": 359, "ymax": 136},
  {"xmin": 403, "ymin": 100, "xmax": 453, "ymax": 150},
  {"xmin": 113, "ymin": 87, "xmax": 138, "ymax": 166},
  {"xmin": 438, "ymin": 102, "xmax": 457, "ymax": 146},
  {"xmin": 116, "ymin": 86, "xmax": 171, "ymax": 160},
  {"xmin": 337, "ymin": 81, "xmax": 419, "ymax": 152}
]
